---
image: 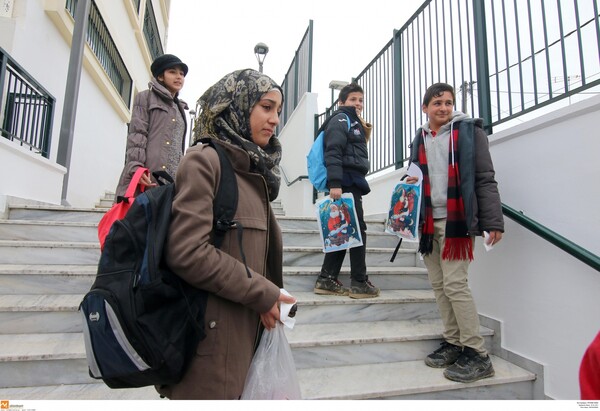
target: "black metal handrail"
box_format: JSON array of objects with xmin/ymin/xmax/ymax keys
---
[
  {"xmin": 66, "ymin": 0, "xmax": 133, "ymax": 106},
  {"xmin": 280, "ymin": 165, "xmax": 308, "ymax": 187},
  {"xmin": 279, "ymin": 20, "xmax": 313, "ymax": 132},
  {"xmin": 502, "ymin": 203, "xmax": 600, "ymax": 272},
  {"xmin": 0, "ymin": 47, "xmax": 55, "ymax": 158}
]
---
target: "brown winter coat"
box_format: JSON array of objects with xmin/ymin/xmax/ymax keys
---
[
  {"xmin": 114, "ymin": 79, "xmax": 188, "ymax": 198},
  {"xmin": 156, "ymin": 140, "xmax": 283, "ymax": 400}
]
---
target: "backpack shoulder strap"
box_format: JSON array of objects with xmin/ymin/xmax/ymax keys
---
[
  {"xmin": 344, "ymin": 113, "xmax": 351, "ymax": 131},
  {"xmin": 196, "ymin": 138, "xmax": 238, "ymax": 249}
]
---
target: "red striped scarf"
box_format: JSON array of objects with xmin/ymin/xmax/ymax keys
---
[{"xmin": 418, "ymin": 127, "xmax": 473, "ymax": 261}]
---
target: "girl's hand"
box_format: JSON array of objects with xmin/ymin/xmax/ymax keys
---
[
  {"xmin": 405, "ymin": 176, "xmax": 419, "ymax": 184},
  {"xmin": 139, "ymin": 172, "xmax": 157, "ymax": 188},
  {"xmin": 260, "ymin": 291, "xmax": 297, "ymax": 330}
]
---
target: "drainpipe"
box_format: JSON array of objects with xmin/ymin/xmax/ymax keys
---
[{"xmin": 57, "ymin": 0, "xmax": 91, "ymax": 205}]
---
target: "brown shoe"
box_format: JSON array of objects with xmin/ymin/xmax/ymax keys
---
[
  {"xmin": 349, "ymin": 280, "xmax": 380, "ymax": 299},
  {"xmin": 314, "ymin": 276, "xmax": 349, "ymax": 296}
]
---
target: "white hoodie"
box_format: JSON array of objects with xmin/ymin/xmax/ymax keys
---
[{"xmin": 421, "ymin": 111, "xmax": 469, "ymax": 218}]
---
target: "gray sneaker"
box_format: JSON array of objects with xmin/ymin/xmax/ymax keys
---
[
  {"xmin": 424, "ymin": 341, "xmax": 463, "ymax": 368},
  {"xmin": 443, "ymin": 347, "xmax": 495, "ymax": 383},
  {"xmin": 314, "ymin": 276, "xmax": 349, "ymax": 296},
  {"xmin": 349, "ymin": 280, "xmax": 380, "ymax": 299}
]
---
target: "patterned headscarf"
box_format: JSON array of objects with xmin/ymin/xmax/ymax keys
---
[{"xmin": 194, "ymin": 69, "xmax": 284, "ymax": 201}]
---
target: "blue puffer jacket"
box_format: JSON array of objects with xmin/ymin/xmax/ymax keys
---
[{"xmin": 323, "ymin": 106, "xmax": 370, "ymax": 194}]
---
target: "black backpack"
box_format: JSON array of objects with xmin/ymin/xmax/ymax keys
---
[{"xmin": 80, "ymin": 138, "xmax": 245, "ymax": 389}]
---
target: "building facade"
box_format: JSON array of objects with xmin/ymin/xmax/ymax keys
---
[{"xmin": 0, "ymin": 0, "xmax": 171, "ymax": 208}]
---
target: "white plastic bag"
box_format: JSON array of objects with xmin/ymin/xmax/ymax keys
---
[{"xmin": 240, "ymin": 323, "xmax": 302, "ymax": 400}]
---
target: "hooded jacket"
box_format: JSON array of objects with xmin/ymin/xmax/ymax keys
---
[
  {"xmin": 115, "ymin": 78, "xmax": 188, "ymax": 198},
  {"xmin": 409, "ymin": 113, "xmax": 504, "ymax": 235},
  {"xmin": 323, "ymin": 106, "xmax": 370, "ymax": 194}
]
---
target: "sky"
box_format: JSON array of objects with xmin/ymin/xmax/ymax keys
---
[{"xmin": 166, "ymin": 0, "xmax": 424, "ymax": 114}]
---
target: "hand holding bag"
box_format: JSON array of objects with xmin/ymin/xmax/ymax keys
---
[{"xmin": 98, "ymin": 167, "xmax": 148, "ymax": 250}]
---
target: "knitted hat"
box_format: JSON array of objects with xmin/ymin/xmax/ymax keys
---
[{"xmin": 150, "ymin": 54, "xmax": 188, "ymax": 78}]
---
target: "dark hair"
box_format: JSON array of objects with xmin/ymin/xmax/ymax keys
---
[
  {"xmin": 422, "ymin": 83, "xmax": 455, "ymax": 106},
  {"xmin": 338, "ymin": 83, "xmax": 364, "ymax": 104}
]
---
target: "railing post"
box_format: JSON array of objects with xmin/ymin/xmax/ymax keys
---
[
  {"xmin": 293, "ymin": 49, "xmax": 300, "ymax": 107},
  {"xmin": 0, "ymin": 51, "xmax": 6, "ymax": 115},
  {"xmin": 392, "ymin": 29, "xmax": 404, "ymax": 169},
  {"xmin": 307, "ymin": 19, "xmax": 313, "ymax": 92},
  {"xmin": 57, "ymin": 0, "xmax": 91, "ymax": 205},
  {"xmin": 472, "ymin": 0, "xmax": 493, "ymax": 134}
]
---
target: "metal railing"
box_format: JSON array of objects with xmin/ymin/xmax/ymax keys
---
[
  {"xmin": 503, "ymin": 204, "xmax": 600, "ymax": 272},
  {"xmin": 279, "ymin": 20, "xmax": 313, "ymax": 131},
  {"xmin": 315, "ymin": 0, "xmax": 600, "ymax": 174},
  {"xmin": 66, "ymin": 0, "xmax": 133, "ymax": 107},
  {"xmin": 307, "ymin": 0, "xmax": 600, "ymax": 272},
  {"xmin": 0, "ymin": 48, "xmax": 55, "ymax": 158},
  {"xmin": 143, "ymin": 0, "xmax": 164, "ymax": 61}
]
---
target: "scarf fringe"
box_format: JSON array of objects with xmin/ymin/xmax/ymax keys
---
[
  {"xmin": 418, "ymin": 234, "xmax": 434, "ymax": 256},
  {"xmin": 442, "ymin": 237, "xmax": 473, "ymax": 261}
]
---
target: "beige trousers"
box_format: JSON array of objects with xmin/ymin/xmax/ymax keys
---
[{"xmin": 423, "ymin": 219, "xmax": 486, "ymax": 354}]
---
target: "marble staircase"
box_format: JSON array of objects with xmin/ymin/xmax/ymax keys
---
[{"xmin": 0, "ymin": 198, "xmax": 538, "ymax": 400}]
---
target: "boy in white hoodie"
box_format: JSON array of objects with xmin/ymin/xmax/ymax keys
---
[{"xmin": 405, "ymin": 83, "xmax": 504, "ymax": 383}]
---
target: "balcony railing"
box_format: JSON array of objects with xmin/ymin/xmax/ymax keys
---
[
  {"xmin": 0, "ymin": 48, "xmax": 55, "ymax": 158},
  {"xmin": 66, "ymin": 0, "xmax": 133, "ymax": 106},
  {"xmin": 143, "ymin": 0, "xmax": 164, "ymax": 61}
]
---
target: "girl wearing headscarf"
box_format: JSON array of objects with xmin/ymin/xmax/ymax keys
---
[{"xmin": 157, "ymin": 69, "xmax": 296, "ymax": 400}]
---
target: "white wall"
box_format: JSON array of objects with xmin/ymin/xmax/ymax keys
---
[
  {"xmin": 469, "ymin": 94, "xmax": 600, "ymax": 399},
  {"xmin": 277, "ymin": 92, "xmax": 320, "ymax": 217},
  {"xmin": 0, "ymin": 137, "xmax": 65, "ymax": 205},
  {"xmin": 279, "ymin": 91, "xmax": 600, "ymax": 399}
]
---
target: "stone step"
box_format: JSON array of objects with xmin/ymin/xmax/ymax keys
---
[
  {"xmin": 0, "ymin": 264, "xmax": 429, "ymax": 296},
  {"xmin": 297, "ymin": 356, "xmax": 536, "ymax": 399},
  {"xmin": 96, "ymin": 198, "xmax": 113, "ymax": 208},
  {"xmin": 0, "ymin": 220, "xmax": 98, "ymax": 242},
  {"xmin": 0, "ymin": 241, "xmax": 417, "ymax": 267},
  {"xmin": 0, "ymin": 354, "xmax": 535, "ymax": 400},
  {"xmin": 0, "ymin": 294, "xmax": 83, "ymax": 334},
  {"xmin": 8, "ymin": 205, "xmax": 107, "ymax": 223},
  {"xmin": 0, "ymin": 382, "xmax": 161, "ymax": 400},
  {"xmin": 0, "ymin": 241, "xmax": 100, "ymax": 265},
  {"xmin": 0, "ymin": 264, "xmax": 96, "ymax": 295},
  {"xmin": 286, "ymin": 319, "xmax": 494, "ymax": 369},
  {"xmin": 280, "ymin": 228, "xmax": 401, "ymax": 248},
  {"xmin": 291, "ymin": 290, "xmax": 438, "ymax": 324},
  {"xmin": 0, "ymin": 321, "xmax": 493, "ymax": 392},
  {"xmin": 282, "ymin": 246, "xmax": 419, "ymax": 267},
  {"xmin": 0, "ymin": 290, "xmax": 437, "ymax": 334},
  {"xmin": 282, "ymin": 266, "xmax": 430, "ymax": 291},
  {"xmin": 0, "ymin": 219, "xmax": 399, "ymax": 247},
  {"xmin": 0, "ymin": 333, "xmax": 91, "ymax": 387}
]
